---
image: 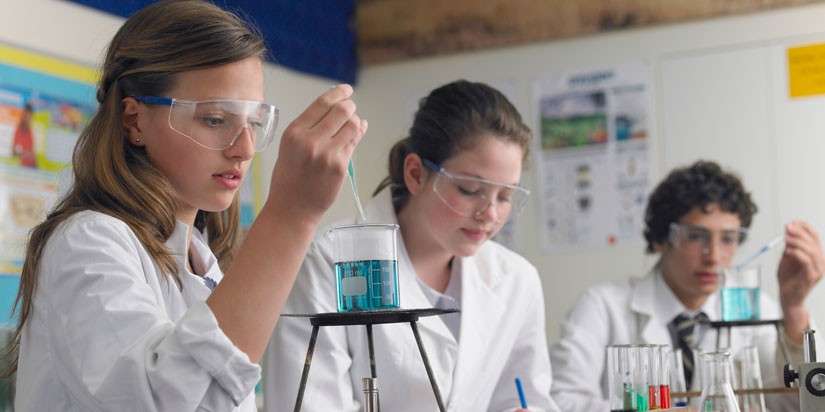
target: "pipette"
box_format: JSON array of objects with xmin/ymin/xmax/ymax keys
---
[
  {"xmin": 737, "ymin": 234, "xmax": 784, "ymax": 269},
  {"xmin": 348, "ymin": 159, "xmax": 367, "ymax": 223}
]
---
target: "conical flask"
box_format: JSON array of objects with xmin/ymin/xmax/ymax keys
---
[{"xmin": 696, "ymin": 351, "xmax": 740, "ymax": 412}]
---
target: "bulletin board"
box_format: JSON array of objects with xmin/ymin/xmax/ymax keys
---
[{"xmin": 0, "ymin": 43, "xmax": 98, "ymax": 325}]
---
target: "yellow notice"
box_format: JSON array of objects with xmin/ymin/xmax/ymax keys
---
[{"xmin": 788, "ymin": 43, "xmax": 825, "ymax": 98}]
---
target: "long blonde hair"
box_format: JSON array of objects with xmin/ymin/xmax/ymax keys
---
[{"xmin": 3, "ymin": 0, "xmax": 266, "ymax": 375}]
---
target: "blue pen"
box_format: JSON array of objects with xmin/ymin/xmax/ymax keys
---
[{"xmin": 515, "ymin": 377, "xmax": 528, "ymax": 409}]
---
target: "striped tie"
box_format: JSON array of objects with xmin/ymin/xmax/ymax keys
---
[{"xmin": 672, "ymin": 312, "xmax": 708, "ymax": 388}]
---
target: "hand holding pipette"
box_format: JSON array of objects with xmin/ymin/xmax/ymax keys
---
[{"xmin": 777, "ymin": 221, "xmax": 825, "ymax": 344}]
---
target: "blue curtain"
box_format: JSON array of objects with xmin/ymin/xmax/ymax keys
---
[{"xmin": 68, "ymin": 0, "xmax": 358, "ymax": 84}]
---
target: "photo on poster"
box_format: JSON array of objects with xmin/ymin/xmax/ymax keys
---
[{"xmin": 539, "ymin": 91, "xmax": 608, "ymax": 150}]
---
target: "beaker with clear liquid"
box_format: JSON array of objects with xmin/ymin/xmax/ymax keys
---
[
  {"xmin": 327, "ymin": 223, "xmax": 400, "ymax": 312},
  {"xmin": 697, "ymin": 351, "xmax": 741, "ymax": 412}
]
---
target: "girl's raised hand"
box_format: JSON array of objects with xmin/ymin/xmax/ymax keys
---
[{"xmin": 266, "ymin": 84, "xmax": 368, "ymax": 223}]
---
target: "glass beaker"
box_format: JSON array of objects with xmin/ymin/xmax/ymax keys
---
[
  {"xmin": 719, "ymin": 265, "xmax": 761, "ymax": 321},
  {"xmin": 697, "ymin": 351, "xmax": 741, "ymax": 412},
  {"xmin": 327, "ymin": 223, "xmax": 400, "ymax": 312}
]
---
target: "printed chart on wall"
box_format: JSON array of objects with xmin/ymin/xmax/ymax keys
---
[
  {"xmin": 532, "ymin": 61, "xmax": 653, "ymax": 253},
  {"xmin": 0, "ymin": 43, "xmax": 99, "ymax": 325}
]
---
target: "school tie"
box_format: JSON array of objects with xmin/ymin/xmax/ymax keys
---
[{"xmin": 672, "ymin": 312, "xmax": 709, "ymax": 388}]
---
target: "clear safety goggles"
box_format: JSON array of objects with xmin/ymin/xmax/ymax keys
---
[
  {"xmin": 422, "ymin": 158, "xmax": 530, "ymax": 223},
  {"xmin": 132, "ymin": 96, "xmax": 279, "ymax": 152},
  {"xmin": 668, "ymin": 222, "xmax": 748, "ymax": 256}
]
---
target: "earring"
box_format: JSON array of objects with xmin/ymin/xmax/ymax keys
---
[{"xmin": 135, "ymin": 138, "xmax": 141, "ymax": 143}]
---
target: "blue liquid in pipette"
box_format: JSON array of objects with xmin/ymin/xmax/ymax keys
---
[
  {"xmin": 335, "ymin": 259, "xmax": 399, "ymax": 312},
  {"xmin": 721, "ymin": 287, "xmax": 760, "ymax": 321}
]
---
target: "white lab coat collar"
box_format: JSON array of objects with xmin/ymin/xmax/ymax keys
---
[
  {"xmin": 451, "ymin": 254, "xmax": 506, "ymax": 402},
  {"xmin": 165, "ymin": 220, "xmax": 224, "ymax": 308},
  {"xmin": 630, "ymin": 266, "xmax": 721, "ymax": 343}
]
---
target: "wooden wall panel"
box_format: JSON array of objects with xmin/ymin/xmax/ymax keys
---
[{"xmin": 356, "ymin": 0, "xmax": 825, "ymax": 65}]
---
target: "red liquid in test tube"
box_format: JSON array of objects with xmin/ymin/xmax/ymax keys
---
[{"xmin": 659, "ymin": 385, "xmax": 670, "ymax": 409}]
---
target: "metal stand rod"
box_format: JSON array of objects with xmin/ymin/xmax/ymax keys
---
[
  {"xmin": 410, "ymin": 321, "xmax": 446, "ymax": 412},
  {"xmin": 294, "ymin": 325, "xmax": 319, "ymax": 412},
  {"xmin": 366, "ymin": 324, "xmax": 378, "ymax": 378}
]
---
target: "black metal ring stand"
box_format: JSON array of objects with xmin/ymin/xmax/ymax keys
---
[
  {"xmin": 282, "ymin": 308, "xmax": 459, "ymax": 412},
  {"xmin": 699, "ymin": 318, "xmax": 790, "ymax": 363}
]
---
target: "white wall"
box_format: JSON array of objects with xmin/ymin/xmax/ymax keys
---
[
  {"xmin": 354, "ymin": 4, "xmax": 825, "ymax": 344},
  {"xmin": 5, "ymin": 0, "xmax": 825, "ymax": 350}
]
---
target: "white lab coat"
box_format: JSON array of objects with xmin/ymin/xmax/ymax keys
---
[
  {"xmin": 264, "ymin": 189, "xmax": 560, "ymax": 412},
  {"xmin": 549, "ymin": 268, "xmax": 812, "ymax": 412},
  {"xmin": 15, "ymin": 211, "xmax": 259, "ymax": 412}
]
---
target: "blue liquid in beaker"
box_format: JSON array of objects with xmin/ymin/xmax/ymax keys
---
[
  {"xmin": 335, "ymin": 259, "xmax": 399, "ymax": 312},
  {"xmin": 721, "ymin": 287, "xmax": 760, "ymax": 321}
]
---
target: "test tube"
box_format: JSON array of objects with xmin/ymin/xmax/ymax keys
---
[
  {"xmin": 607, "ymin": 345, "xmax": 637, "ymax": 412},
  {"xmin": 670, "ymin": 348, "xmax": 688, "ymax": 407},
  {"xmin": 635, "ymin": 345, "xmax": 651, "ymax": 411},
  {"xmin": 646, "ymin": 345, "xmax": 661, "ymax": 410},
  {"xmin": 658, "ymin": 345, "xmax": 672, "ymax": 409},
  {"xmin": 734, "ymin": 346, "xmax": 766, "ymax": 412}
]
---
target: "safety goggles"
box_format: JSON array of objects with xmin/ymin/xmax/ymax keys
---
[
  {"xmin": 668, "ymin": 222, "xmax": 748, "ymax": 256},
  {"xmin": 422, "ymin": 158, "xmax": 530, "ymax": 223},
  {"xmin": 131, "ymin": 96, "xmax": 279, "ymax": 152}
]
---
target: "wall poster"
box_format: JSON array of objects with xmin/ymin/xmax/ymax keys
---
[
  {"xmin": 0, "ymin": 43, "xmax": 99, "ymax": 327},
  {"xmin": 532, "ymin": 61, "xmax": 653, "ymax": 252}
]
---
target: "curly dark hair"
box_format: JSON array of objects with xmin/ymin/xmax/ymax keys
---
[{"xmin": 643, "ymin": 160, "xmax": 757, "ymax": 253}]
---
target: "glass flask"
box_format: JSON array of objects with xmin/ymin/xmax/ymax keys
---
[{"xmin": 697, "ymin": 351, "xmax": 740, "ymax": 412}]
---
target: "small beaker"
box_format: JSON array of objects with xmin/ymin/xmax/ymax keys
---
[
  {"xmin": 697, "ymin": 351, "xmax": 741, "ymax": 412},
  {"xmin": 719, "ymin": 265, "xmax": 761, "ymax": 321},
  {"xmin": 327, "ymin": 223, "xmax": 400, "ymax": 312}
]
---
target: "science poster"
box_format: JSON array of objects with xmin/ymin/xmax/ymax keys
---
[{"xmin": 533, "ymin": 62, "xmax": 653, "ymax": 252}]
